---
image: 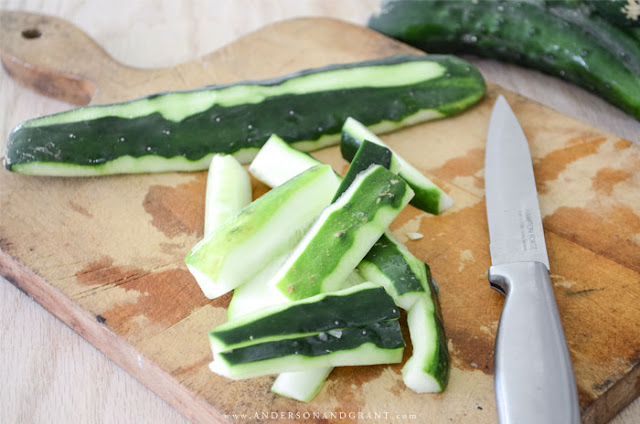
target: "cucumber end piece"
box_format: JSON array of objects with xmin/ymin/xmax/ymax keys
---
[
  {"xmin": 437, "ymin": 191, "xmax": 454, "ymax": 214},
  {"xmin": 401, "ymin": 295, "xmax": 450, "ymax": 393},
  {"xmin": 401, "ymin": 358, "xmax": 445, "ymax": 393},
  {"xmin": 249, "ymin": 134, "xmax": 323, "ymax": 188},
  {"xmin": 271, "ymin": 368, "xmax": 333, "ymax": 402},
  {"xmin": 186, "ymin": 264, "xmax": 234, "ymax": 299}
]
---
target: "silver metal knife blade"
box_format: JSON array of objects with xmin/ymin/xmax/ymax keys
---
[
  {"xmin": 484, "ymin": 95, "xmax": 580, "ymax": 424},
  {"xmin": 485, "ymin": 95, "xmax": 549, "ymax": 270}
]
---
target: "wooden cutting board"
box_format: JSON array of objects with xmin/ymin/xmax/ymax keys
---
[{"xmin": 1, "ymin": 11, "xmax": 639, "ymax": 424}]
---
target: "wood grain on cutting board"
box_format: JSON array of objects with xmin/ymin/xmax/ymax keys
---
[{"xmin": 1, "ymin": 10, "xmax": 639, "ymax": 424}]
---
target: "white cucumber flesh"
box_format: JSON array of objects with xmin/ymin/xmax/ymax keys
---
[
  {"xmin": 226, "ymin": 253, "xmax": 290, "ymax": 320},
  {"xmin": 203, "ymin": 154, "xmax": 252, "ymax": 237},
  {"xmin": 271, "ymin": 368, "xmax": 333, "ymax": 402},
  {"xmin": 185, "ymin": 164, "xmax": 340, "ymax": 299},
  {"xmin": 249, "ymin": 134, "xmax": 323, "ymax": 187}
]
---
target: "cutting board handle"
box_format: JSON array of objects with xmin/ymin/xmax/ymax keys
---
[{"xmin": 0, "ymin": 10, "xmax": 132, "ymax": 105}]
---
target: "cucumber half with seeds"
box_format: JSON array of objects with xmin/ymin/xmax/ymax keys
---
[{"xmin": 5, "ymin": 54, "xmax": 485, "ymax": 176}]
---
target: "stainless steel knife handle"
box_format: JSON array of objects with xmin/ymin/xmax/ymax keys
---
[{"xmin": 488, "ymin": 261, "xmax": 581, "ymax": 424}]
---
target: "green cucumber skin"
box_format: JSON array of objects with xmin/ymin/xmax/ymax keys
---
[
  {"xmin": 582, "ymin": 0, "xmax": 640, "ymax": 27},
  {"xmin": 340, "ymin": 116, "xmax": 455, "ymax": 215},
  {"xmin": 341, "ymin": 125, "xmax": 445, "ymax": 215},
  {"xmin": 402, "ymin": 293, "xmax": 450, "ymax": 392},
  {"xmin": 422, "ymin": 266, "xmax": 450, "ymax": 389},
  {"xmin": 6, "ymin": 54, "xmax": 486, "ymax": 176},
  {"xmin": 332, "ymin": 140, "xmax": 393, "ymax": 202},
  {"xmin": 361, "ymin": 235, "xmax": 425, "ymax": 297},
  {"xmin": 211, "ymin": 285, "xmax": 399, "ymax": 351},
  {"xmin": 274, "ymin": 166, "xmax": 413, "ymax": 300},
  {"xmin": 369, "ymin": 0, "xmax": 640, "ymax": 121},
  {"xmin": 218, "ymin": 320, "xmax": 404, "ymax": 367}
]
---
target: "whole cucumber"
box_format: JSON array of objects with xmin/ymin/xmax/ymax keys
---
[
  {"xmin": 368, "ymin": 0, "xmax": 640, "ymax": 121},
  {"xmin": 583, "ymin": 0, "xmax": 640, "ymax": 27}
]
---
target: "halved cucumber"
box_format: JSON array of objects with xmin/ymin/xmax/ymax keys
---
[{"xmin": 6, "ymin": 54, "xmax": 485, "ymax": 176}]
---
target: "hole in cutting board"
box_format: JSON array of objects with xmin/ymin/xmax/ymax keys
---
[{"xmin": 21, "ymin": 28, "xmax": 41, "ymax": 39}]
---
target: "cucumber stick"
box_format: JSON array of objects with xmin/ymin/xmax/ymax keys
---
[
  {"xmin": 368, "ymin": 0, "xmax": 640, "ymax": 121},
  {"xmin": 332, "ymin": 140, "xmax": 392, "ymax": 201},
  {"xmin": 203, "ymin": 154, "xmax": 252, "ymax": 237},
  {"xmin": 191, "ymin": 154, "xmax": 253, "ymax": 298},
  {"xmin": 185, "ymin": 165, "xmax": 339, "ymax": 298},
  {"xmin": 271, "ymin": 165, "xmax": 414, "ymax": 300},
  {"xmin": 341, "ymin": 117, "xmax": 453, "ymax": 215},
  {"xmin": 210, "ymin": 283, "xmax": 399, "ymax": 353},
  {"xmin": 271, "ymin": 368, "xmax": 333, "ymax": 402},
  {"xmin": 248, "ymin": 134, "xmax": 323, "ymax": 187},
  {"xmin": 210, "ymin": 283, "xmax": 404, "ymax": 380},
  {"xmin": 231, "ymin": 268, "xmax": 365, "ymax": 400},
  {"xmin": 402, "ymin": 294, "xmax": 450, "ymax": 393},
  {"xmin": 211, "ymin": 320, "xmax": 404, "ymax": 380},
  {"xmin": 5, "ymin": 54, "xmax": 486, "ymax": 176}
]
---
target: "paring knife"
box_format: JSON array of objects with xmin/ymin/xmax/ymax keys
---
[{"xmin": 484, "ymin": 95, "xmax": 580, "ymax": 424}]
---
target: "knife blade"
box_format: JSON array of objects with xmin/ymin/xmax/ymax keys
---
[{"xmin": 484, "ymin": 95, "xmax": 580, "ymax": 424}]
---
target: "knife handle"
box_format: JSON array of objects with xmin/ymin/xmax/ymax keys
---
[{"xmin": 488, "ymin": 261, "xmax": 580, "ymax": 424}]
